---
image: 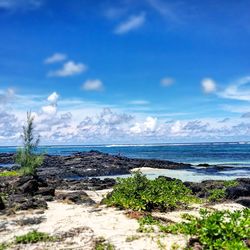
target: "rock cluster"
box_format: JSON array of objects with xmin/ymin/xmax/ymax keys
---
[
  {"xmin": 0, "ymin": 175, "xmax": 110, "ymax": 213},
  {"xmin": 0, "ymin": 151, "xmax": 249, "ymax": 212},
  {"xmin": 0, "ymin": 150, "xmax": 191, "ymax": 179},
  {"xmin": 184, "ymin": 178, "xmax": 250, "ymax": 207},
  {"xmin": 0, "ymin": 175, "xmax": 49, "ymax": 212}
]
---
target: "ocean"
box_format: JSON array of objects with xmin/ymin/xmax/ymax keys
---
[{"xmin": 1, "ymin": 142, "xmax": 250, "ymax": 182}]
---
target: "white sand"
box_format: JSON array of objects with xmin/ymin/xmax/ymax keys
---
[{"xmin": 0, "ymin": 189, "xmax": 245, "ymax": 250}]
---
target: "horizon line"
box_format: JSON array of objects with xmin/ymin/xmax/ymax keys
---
[{"xmin": 0, "ymin": 141, "xmax": 250, "ymax": 148}]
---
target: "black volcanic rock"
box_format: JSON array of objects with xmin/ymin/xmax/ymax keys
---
[
  {"xmin": 35, "ymin": 187, "xmax": 55, "ymax": 196},
  {"xmin": 18, "ymin": 179, "xmax": 39, "ymax": 195},
  {"xmin": 0, "ymin": 196, "xmax": 5, "ymax": 210},
  {"xmin": 8, "ymin": 194, "xmax": 47, "ymax": 211},
  {"xmin": 45, "ymin": 177, "xmax": 116, "ymax": 191},
  {"xmin": 235, "ymin": 197, "xmax": 250, "ymax": 208},
  {"xmin": 1, "ymin": 151, "xmax": 240, "ymax": 179},
  {"xmin": 36, "ymin": 151, "xmax": 192, "ymax": 179},
  {"xmin": 226, "ymin": 185, "xmax": 250, "ymax": 199},
  {"xmin": 55, "ymin": 191, "xmax": 95, "ymax": 205},
  {"xmin": 0, "ymin": 153, "xmax": 15, "ymax": 164}
]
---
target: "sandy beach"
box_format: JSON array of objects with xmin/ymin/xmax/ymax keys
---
[{"xmin": 0, "ymin": 189, "xmax": 245, "ymax": 250}]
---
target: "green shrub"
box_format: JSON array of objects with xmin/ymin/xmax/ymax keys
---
[
  {"xmin": 15, "ymin": 230, "xmax": 55, "ymax": 244},
  {"xmin": 0, "ymin": 243, "xmax": 7, "ymax": 250},
  {"xmin": 16, "ymin": 153, "xmax": 43, "ymax": 176},
  {"xmin": 207, "ymin": 188, "xmax": 226, "ymax": 202},
  {"xmin": 162, "ymin": 209, "xmax": 250, "ymax": 250},
  {"xmin": 95, "ymin": 238, "xmax": 115, "ymax": 250},
  {"xmin": 104, "ymin": 171, "xmax": 196, "ymax": 211},
  {"xmin": 137, "ymin": 214, "xmax": 159, "ymax": 233},
  {"xmin": 207, "ymin": 180, "xmax": 239, "ymax": 202},
  {"xmin": 223, "ymin": 180, "xmax": 239, "ymax": 188}
]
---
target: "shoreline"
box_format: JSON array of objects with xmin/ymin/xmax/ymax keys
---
[{"xmin": 1, "ymin": 150, "xmax": 249, "ymax": 182}]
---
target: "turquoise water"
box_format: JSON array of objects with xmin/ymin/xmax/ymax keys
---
[{"xmin": 1, "ymin": 143, "xmax": 250, "ymax": 181}]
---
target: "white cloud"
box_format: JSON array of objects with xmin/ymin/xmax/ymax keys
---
[
  {"xmin": 201, "ymin": 78, "xmax": 217, "ymax": 93},
  {"xmin": 47, "ymin": 92, "xmax": 59, "ymax": 104},
  {"xmin": 82, "ymin": 79, "xmax": 104, "ymax": 91},
  {"xmin": 77, "ymin": 108, "xmax": 134, "ymax": 141},
  {"xmin": 161, "ymin": 77, "xmax": 175, "ymax": 87},
  {"xmin": 114, "ymin": 12, "xmax": 145, "ymax": 34},
  {"xmin": 41, "ymin": 105, "xmax": 57, "ymax": 115},
  {"xmin": 0, "ymin": 111, "xmax": 19, "ymax": 140},
  {"xmin": 44, "ymin": 53, "xmax": 67, "ymax": 64},
  {"xmin": 41, "ymin": 92, "xmax": 59, "ymax": 116},
  {"xmin": 144, "ymin": 116, "xmax": 157, "ymax": 131},
  {"xmin": 218, "ymin": 76, "xmax": 250, "ymax": 101},
  {"xmin": 130, "ymin": 116, "xmax": 157, "ymax": 134},
  {"xmin": 5, "ymin": 88, "xmax": 250, "ymax": 144},
  {"xmin": 48, "ymin": 61, "xmax": 87, "ymax": 77},
  {"xmin": 170, "ymin": 120, "xmax": 183, "ymax": 134}
]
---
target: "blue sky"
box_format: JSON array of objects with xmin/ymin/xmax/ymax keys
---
[{"xmin": 0, "ymin": 0, "xmax": 250, "ymax": 145}]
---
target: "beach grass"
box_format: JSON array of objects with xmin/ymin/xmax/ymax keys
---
[{"xmin": 15, "ymin": 230, "xmax": 55, "ymax": 244}]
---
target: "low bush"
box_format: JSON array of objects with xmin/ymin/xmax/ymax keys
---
[
  {"xmin": 0, "ymin": 243, "xmax": 7, "ymax": 250},
  {"xmin": 161, "ymin": 209, "xmax": 250, "ymax": 249},
  {"xmin": 223, "ymin": 180, "xmax": 239, "ymax": 188},
  {"xmin": 104, "ymin": 171, "xmax": 197, "ymax": 212},
  {"xmin": 137, "ymin": 214, "xmax": 159, "ymax": 233},
  {"xmin": 95, "ymin": 237, "xmax": 115, "ymax": 250},
  {"xmin": 206, "ymin": 180, "xmax": 239, "ymax": 203},
  {"xmin": 15, "ymin": 230, "xmax": 55, "ymax": 244},
  {"xmin": 207, "ymin": 188, "xmax": 226, "ymax": 202}
]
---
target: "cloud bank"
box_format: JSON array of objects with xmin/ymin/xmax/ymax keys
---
[{"xmin": 2, "ymin": 90, "xmax": 250, "ymax": 145}]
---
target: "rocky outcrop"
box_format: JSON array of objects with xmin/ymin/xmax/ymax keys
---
[
  {"xmin": 0, "ymin": 196, "xmax": 5, "ymax": 210},
  {"xmin": 46, "ymin": 177, "xmax": 116, "ymax": 191},
  {"xmin": 0, "ymin": 151, "xmax": 192, "ymax": 179},
  {"xmin": 38, "ymin": 151, "xmax": 192, "ymax": 178},
  {"xmin": 0, "ymin": 151, "xmax": 242, "ymax": 180},
  {"xmin": 184, "ymin": 180, "xmax": 226, "ymax": 198},
  {"xmin": 56, "ymin": 191, "xmax": 95, "ymax": 205},
  {"xmin": 0, "ymin": 153, "xmax": 14, "ymax": 164},
  {"xmin": 0, "ymin": 175, "xmax": 107, "ymax": 212},
  {"xmin": 0, "ymin": 175, "xmax": 54, "ymax": 212},
  {"xmin": 184, "ymin": 178, "xmax": 250, "ymax": 206},
  {"xmin": 235, "ymin": 197, "xmax": 250, "ymax": 208},
  {"xmin": 7, "ymin": 194, "xmax": 48, "ymax": 211},
  {"xmin": 226, "ymin": 185, "xmax": 250, "ymax": 199},
  {"xmin": 1, "ymin": 151, "xmax": 250, "ymax": 210}
]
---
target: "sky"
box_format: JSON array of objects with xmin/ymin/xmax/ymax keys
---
[{"xmin": 0, "ymin": 0, "xmax": 250, "ymax": 145}]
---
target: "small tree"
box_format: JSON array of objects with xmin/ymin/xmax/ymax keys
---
[{"xmin": 15, "ymin": 112, "xmax": 43, "ymax": 176}]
